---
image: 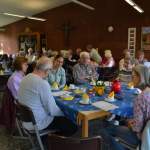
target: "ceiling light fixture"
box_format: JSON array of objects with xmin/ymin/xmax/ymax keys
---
[
  {"xmin": 133, "ymin": 5, "xmax": 144, "ymax": 13},
  {"xmin": 27, "ymin": 16, "xmax": 46, "ymax": 22},
  {"xmin": 2, "ymin": 12, "xmax": 46, "ymax": 21},
  {"xmin": 0, "ymin": 28, "xmax": 5, "ymax": 32},
  {"xmin": 71, "ymin": 0, "xmax": 95, "ymax": 10},
  {"xmin": 3, "ymin": 13, "xmax": 25, "ymax": 18},
  {"xmin": 124, "ymin": 0, "xmax": 144, "ymax": 13},
  {"xmin": 124, "ymin": 0, "xmax": 135, "ymax": 6}
]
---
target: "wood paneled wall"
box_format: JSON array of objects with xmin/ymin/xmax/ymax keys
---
[{"xmin": 0, "ymin": 0, "xmax": 150, "ymax": 60}]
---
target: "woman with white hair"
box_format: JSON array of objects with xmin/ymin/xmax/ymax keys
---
[
  {"xmin": 101, "ymin": 50, "xmax": 115, "ymax": 68},
  {"xmin": 26, "ymin": 48, "xmax": 36, "ymax": 63},
  {"xmin": 99, "ymin": 65, "xmax": 150, "ymax": 150},
  {"xmin": 73, "ymin": 51, "xmax": 98, "ymax": 84}
]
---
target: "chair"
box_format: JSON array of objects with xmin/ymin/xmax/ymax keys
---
[
  {"xmin": 0, "ymin": 87, "xmax": 16, "ymax": 133},
  {"xmin": 15, "ymin": 101, "xmax": 57, "ymax": 150},
  {"xmin": 97, "ymin": 67, "xmax": 118, "ymax": 81},
  {"xmin": 117, "ymin": 119, "xmax": 150, "ymax": 150},
  {"xmin": 119, "ymin": 70, "xmax": 132, "ymax": 83},
  {"xmin": 0, "ymin": 73, "xmax": 10, "ymax": 92},
  {"xmin": 141, "ymin": 120, "xmax": 150, "ymax": 150},
  {"xmin": 116, "ymin": 121, "xmax": 150, "ymax": 150},
  {"xmin": 48, "ymin": 134, "xmax": 102, "ymax": 150},
  {"xmin": 115, "ymin": 137, "xmax": 138, "ymax": 150}
]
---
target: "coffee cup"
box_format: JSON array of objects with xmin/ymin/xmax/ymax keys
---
[{"xmin": 69, "ymin": 84, "xmax": 75, "ymax": 89}]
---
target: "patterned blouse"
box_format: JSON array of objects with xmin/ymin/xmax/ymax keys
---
[{"xmin": 131, "ymin": 87, "xmax": 150, "ymax": 133}]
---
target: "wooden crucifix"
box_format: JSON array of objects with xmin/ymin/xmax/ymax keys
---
[{"xmin": 59, "ymin": 21, "xmax": 76, "ymax": 47}]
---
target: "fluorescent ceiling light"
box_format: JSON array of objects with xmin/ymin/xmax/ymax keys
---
[
  {"xmin": 133, "ymin": 5, "xmax": 144, "ymax": 13},
  {"xmin": 3, "ymin": 13, "xmax": 25, "ymax": 18},
  {"xmin": 0, "ymin": 28, "xmax": 5, "ymax": 32},
  {"xmin": 124, "ymin": 0, "xmax": 135, "ymax": 6},
  {"xmin": 124, "ymin": 0, "xmax": 144, "ymax": 13},
  {"xmin": 71, "ymin": 0, "xmax": 95, "ymax": 10},
  {"xmin": 27, "ymin": 16, "xmax": 46, "ymax": 22},
  {"xmin": 2, "ymin": 12, "xmax": 47, "ymax": 21}
]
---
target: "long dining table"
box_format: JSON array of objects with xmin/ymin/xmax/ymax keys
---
[{"xmin": 54, "ymin": 84, "xmax": 138, "ymax": 137}]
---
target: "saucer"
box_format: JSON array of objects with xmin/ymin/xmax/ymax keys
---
[
  {"xmin": 61, "ymin": 95, "xmax": 74, "ymax": 101},
  {"xmin": 105, "ymin": 97, "xmax": 116, "ymax": 102},
  {"xmin": 51, "ymin": 88, "xmax": 59, "ymax": 91},
  {"xmin": 74, "ymin": 89, "xmax": 83, "ymax": 94},
  {"xmin": 133, "ymin": 88, "xmax": 142, "ymax": 95},
  {"xmin": 79, "ymin": 100, "xmax": 91, "ymax": 105}
]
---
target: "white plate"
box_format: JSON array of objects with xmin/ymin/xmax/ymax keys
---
[
  {"xmin": 79, "ymin": 100, "xmax": 91, "ymax": 105},
  {"xmin": 134, "ymin": 88, "xmax": 142, "ymax": 95},
  {"xmin": 105, "ymin": 97, "xmax": 116, "ymax": 102}
]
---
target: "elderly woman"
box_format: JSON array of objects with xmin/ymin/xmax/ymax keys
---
[
  {"xmin": 99, "ymin": 65, "xmax": 150, "ymax": 150},
  {"xmin": 26, "ymin": 48, "xmax": 36, "ymax": 63},
  {"xmin": 86, "ymin": 44, "xmax": 102, "ymax": 64},
  {"xmin": 47, "ymin": 55, "xmax": 66, "ymax": 89},
  {"xmin": 101, "ymin": 50, "xmax": 115, "ymax": 68},
  {"xmin": 73, "ymin": 51, "xmax": 98, "ymax": 84},
  {"xmin": 7, "ymin": 56, "xmax": 28, "ymax": 99}
]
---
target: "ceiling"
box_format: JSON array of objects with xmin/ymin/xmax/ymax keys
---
[
  {"xmin": 0, "ymin": 0, "xmax": 70, "ymax": 27},
  {"xmin": 0, "ymin": 0, "xmax": 149, "ymax": 27}
]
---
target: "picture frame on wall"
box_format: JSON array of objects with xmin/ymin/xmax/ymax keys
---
[
  {"xmin": 18, "ymin": 32, "xmax": 47, "ymax": 53},
  {"xmin": 141, "ymin": 27, "xmax": 150, "ymax": 50}
]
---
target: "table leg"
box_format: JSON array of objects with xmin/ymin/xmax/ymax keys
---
[{"xmin": 82, "ymin": 118, "xmax": 88, "ymax": 137}]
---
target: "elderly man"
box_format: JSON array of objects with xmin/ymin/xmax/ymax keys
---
[
  {"xmin": 119, "ymin": 49, "xmax": 135, "ymax": 71},
  {"xmin": 135, "ymin": 50, "xmax": 147, "ymax": 65},
  {"xmin": 18, "ymin": 56, "xmax": 77, "ymax": 136},
  {"xmin": 119, "ymin": 50, "xmax": 135, "ymax": 82},
  {"xmin": 73, "ymin": 52, "xmax": 98, "ymax": 84}
]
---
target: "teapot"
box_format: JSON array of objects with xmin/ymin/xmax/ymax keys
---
[{"xmin": 111, "ymin": 80, "xmax": 121, "ymax": 93}]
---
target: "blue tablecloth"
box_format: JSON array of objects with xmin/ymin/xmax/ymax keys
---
[{"xmin": 55, "ymin": 84, "xmax": 137, "ymax": 123}]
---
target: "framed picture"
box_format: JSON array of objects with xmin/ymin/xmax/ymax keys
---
[
  {"xmin": 18, "ymin": 32, "xmax": 46, "ymax": 53},
  {"xmin": 141, "ymin": 27, "xmax": 150, "ymax": 50}
]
